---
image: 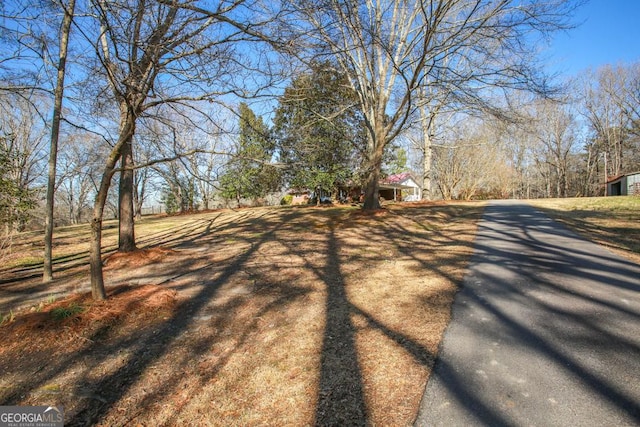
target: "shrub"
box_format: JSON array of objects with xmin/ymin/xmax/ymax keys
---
[{"xmin": 51, "ymin": 303, "xmax": 84, "ymax": 321}]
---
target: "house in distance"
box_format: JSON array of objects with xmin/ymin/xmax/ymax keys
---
[
  {"xmin": 379, "ymin": 172, "xmax": 422, "ymax": 202},
  {"xmin": 606, "ymin": 171, "xmax": 640, "ymax": 196}
]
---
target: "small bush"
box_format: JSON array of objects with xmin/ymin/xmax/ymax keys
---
[
  {"xmin": 51, "ymin": 303, "xmax": 84, "ymax": 321},
  {"xmin": 280, "ymin": 194, "xmax": 293, "ymax": 205},
  {"xmin": 0, "ymin": 310, "xmax": 15, "ymax": 326}
]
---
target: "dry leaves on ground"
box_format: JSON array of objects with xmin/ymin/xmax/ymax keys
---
[{"xmin": 0, "ymin": 202, "xmax": 483, "ymax": 426}]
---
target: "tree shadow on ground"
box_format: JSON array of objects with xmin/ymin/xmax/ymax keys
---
[
  {"xmin": 1, "ymin": 210, "xmax": 300, "ymax": 424},
  {"xmin": 0, "ymin": 203, "xmax": 482, "ymax": 426},
  {"xmin": 0, "ymin": 215, "xmax": 236, "ymax": 312},
  {"xmin": 315, "ymin": 224, "xmax": 367, "ymax": 425},
  {"xmin": 299, "ymin": 206, "xmax": 481, "ymax": 425}
]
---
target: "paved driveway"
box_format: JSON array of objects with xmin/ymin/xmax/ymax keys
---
[{"xmin": 415, "ymin": 201, "xmax": 640, "ymax": 426}]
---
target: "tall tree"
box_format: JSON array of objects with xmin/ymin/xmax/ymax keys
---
[
  {"xmin": 531, "ymin": 99, "xmax": 578, "ymax": 198},
  {"xmin": 56, "ymin": 134, "xmax": 103, "ymax": 225},
  {"xmin": 581, "ymin": 63, "xmax": 640, "ymax": 188},
  {"xmin": 274, "ymin": 62, "xmax": 365, "ymax": 199},
  {"xmin": 86, "ymin": 0, "xmax": 278, "ymax": 300},
  {"xmin": 288, "ymin": 0, "xmax": 578, "ymax": 209},
  {"xmin": 582, "ymin": 66, "xmax": 629, "ymax": 180},
  {"xmin": 43, "ymin": 0, "xmax": 76, "ymax": 282},
  {"xmin": 623, "ymin": 62, "xmax": 640, "ymax": 139},
  {"xmin": 0, "ymin": 1, "xmax": 58, "ymax": 93},
  {"xmin": 433, "ymin": 117, "xmax": 512, "ymax": 200},
  {"xmin": 219, "ymin": 102, "xmax": 280, "ymax": 204}
]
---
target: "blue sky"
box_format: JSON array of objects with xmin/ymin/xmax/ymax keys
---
[{"xmin": 545, "ymin": 0, "xmax": 640, "ymax": 76}]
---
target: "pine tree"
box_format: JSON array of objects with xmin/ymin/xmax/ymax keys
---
[{"xmin": 219, "ymin": 103, "xmax": 280, "ymax": 204}]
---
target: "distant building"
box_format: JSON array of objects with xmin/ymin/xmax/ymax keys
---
[
  {"xmin": 606, "ymin": 172, "xmax": 640, "ymax": 196},
  {"xmin": 379, "ymin": 172, "xmax": 422, "ymax": 201},
  {"xmin": 286, "ymin": 172, "xmax": 424, "ymax": 204}
]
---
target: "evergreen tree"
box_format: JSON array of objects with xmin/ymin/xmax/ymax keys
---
[
  {"xmin": 273, "ymin": 62, "xmax": 365, "ymax": 200},
  {"xmin": 384, "ymin": 145, "xmax": 409, "ymax": 176},
  {"xmin": 0, "ymin": 145, "xmax": 37, "ymax": 233},
  {"xmin": 219, "ymin": 103, "xmax": 280, "ymax": 204}
]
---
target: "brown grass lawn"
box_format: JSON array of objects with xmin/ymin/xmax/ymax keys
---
[
  {"xmin": 527, "ymin": 196, "xmax": 640, "ymax": 264},
  {"xmin": 0, "ymin": 201, "xmax": 483, "ymax": 426}
]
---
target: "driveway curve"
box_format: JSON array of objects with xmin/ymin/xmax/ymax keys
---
[{"xmin": 415, "ymin": 200, "xmax": 640, "ymax": 426}]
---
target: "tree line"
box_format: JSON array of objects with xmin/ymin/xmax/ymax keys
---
[
  {"xmin": 4, "ymin": 0, "xmax": 631, "ymax": 300},
  {"xmin": 423, "ymin": 64, "xmax": 640, "ymax": 200}
]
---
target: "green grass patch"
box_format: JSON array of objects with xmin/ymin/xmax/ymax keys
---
[
  {"xmin": 50, "ymin": 303, "xmax": 85, "ymax": 321},
  {"xmin": 5, "ymin": 256, "xmax": 44, "ymax": 270},
  {"xmin": 0, "ymin": 310, "xmax": 15, "ymax": 326},
  {"xmin": 530, "ymin": 195, "xmax": 640, "ymax": 212}
]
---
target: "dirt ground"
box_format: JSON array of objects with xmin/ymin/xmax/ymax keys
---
[{"xmin": 0, "ymin": 202, "xmax": 483, "ymax": 426}]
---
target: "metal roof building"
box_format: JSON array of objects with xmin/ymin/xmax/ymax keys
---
[{"xmin": 606, "ymin": 171, "xmax": 640, "ymax": 196}]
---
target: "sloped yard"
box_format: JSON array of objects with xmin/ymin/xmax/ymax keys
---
[{"xmin": 0, "ymin": 202, "xmax": 483, "ymax": 426}]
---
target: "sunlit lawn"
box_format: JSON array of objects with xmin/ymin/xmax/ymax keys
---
[
  {"xmin": 528, "ymin": 196, "xmax": 640, "ymax": 262},
  {"xmin": 0, "ymin": 201, "xmax": 484, "ymax": 425}
]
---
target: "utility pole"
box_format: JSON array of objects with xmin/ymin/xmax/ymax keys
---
[{"xmin": 603, "ymin": 151, "xmax": 608, "ymax": 196}]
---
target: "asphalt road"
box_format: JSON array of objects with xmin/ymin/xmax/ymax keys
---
[{"xmin": 415, "ymin": 200, "xmax": 640, "ymax": 427}]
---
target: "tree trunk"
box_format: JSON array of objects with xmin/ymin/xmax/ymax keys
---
[
  {"xmin": 362, "ymin": 125, "xmax": 386, "ymax": 210},
  {"xmin": 134, "ymin": 169, "xmax": 145, "ymax": 221},
  {"xmin": 118, "ymin": 138, "xmax": 136, "ymax": 252},
  {"xmin": 134, "ymin": 186, "xmax": 143, "ymax": 221},
  {"xmin": 422, "ymin": 131, "xmax": 433, "ymax": 200},
  {"xmin": 419, "ymin": 95, "xmax": 434, "ymax": 200},
  {"xmin": 90, "ymin": 167, "xmax": 114, "ymax": 301},
  {"xmin": 362, "ymin": 166, "xmax": 381, "ymax": 210},
  {"xmin": 90, "ymin": 108, "xmax": 136, "ymax": 300},
  {"xmin": 43, "ymin": 0, "xmax": 76, "ymax": 283}
]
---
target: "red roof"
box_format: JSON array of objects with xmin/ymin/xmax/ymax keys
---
[{"xmin": 381, "ymin": 172, "xmax": 414, "ymax": 185}]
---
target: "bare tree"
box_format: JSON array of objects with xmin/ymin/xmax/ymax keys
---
[
  {"xmin": 288, "ymin": 0, "xmax": 577, "ymax": 209},
  {"xmin": 530, "ymin": 98, "xmax": 578, "ymax": 198},
  {"xmin": 433, "ymin": 117, "xmax": 512, "ymax": 200},
  {"xmin": 81, "ymin": 0, "xmax": 277, "ymax": 299},
  {"xmin": 621, "ymin": 63, "xmax": 640, "ymax": 170},
  {"xmin": 56, "ymin": 134, "xmax": 104, "ymax": 224},
  {"xmin": 190, "ymin": 152, "xmax": 220, "ymax": 210},
  {"xmin": 43, "ymin": 0, "xmax": 76, "ymax": 282},
  {"xmin": 133, "ymin": 146, "xmax": 154, "ymax": 221},
  {"xmin": 0, "ymin": 1, "xmax": 57, "ymax": 94},
  {"xmin": 581, "ymin": 66, "xmax": 632, "ymax": 180},
  {"xmin": 623, "ymin": 62, "xmax": 640, "ymax": 139},
  {"xmin": 500, "ymin": 116, "xmax": 544, "ymax": 199},
  {"xmin": 150, "ymin": 115, "xmax": 235, "ymax": 212},
  {"xmin": 418, "ymin": 90, "xmax": 437, "ymax": 200},
  {"xmin": 188, "ymin": 140, "xmax": 230, "ymax": 211},
  {"xmin": 572, "ymin": 63, "xmax": 640, "ymax": 195}
]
